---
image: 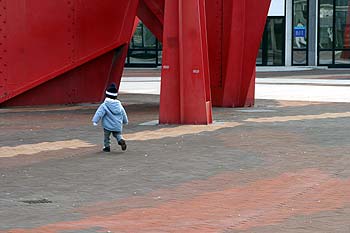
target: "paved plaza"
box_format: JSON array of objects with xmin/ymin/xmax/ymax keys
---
[{"xmin": 1, "ymin": 69, "xmax": 350, "ymax": 232}]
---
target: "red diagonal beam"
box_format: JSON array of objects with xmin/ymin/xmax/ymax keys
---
[{"xmin": 137, "ymin": 0, "xmax": 164, "ymax": 42}]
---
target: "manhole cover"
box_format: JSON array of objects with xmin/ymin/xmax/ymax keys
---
[{"xmin": 21, "ymin": 198, "xmax": 52, "ymax": 204}]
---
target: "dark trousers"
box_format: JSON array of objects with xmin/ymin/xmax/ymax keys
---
[{"xmin": 103, "ymin": 129, "xmax": 123, "ymax": 148}]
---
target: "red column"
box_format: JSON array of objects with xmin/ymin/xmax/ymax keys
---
[
  {"xmin": 159, "ymin": 0, "xmax": 212, "ymax": 124},
  {"xmin": 341, "ymin": 0, "xmax": 350, "ymax": 59},
  {"xmin": 207, "ymin": 0, "xmax": 271, "ymax": 107}
]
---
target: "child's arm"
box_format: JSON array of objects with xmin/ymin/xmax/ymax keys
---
[
  {"xmin": 121, "ymin": 106, "xmax": 128, "ymax": 125},
  {"xmin": 92, "ymin": 104, "xmax": 106, "ymax": 125}
]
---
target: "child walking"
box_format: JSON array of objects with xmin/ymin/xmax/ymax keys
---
[{"xmin": 92, "ymin": 83, "xmax": 128, "ymax": 152}]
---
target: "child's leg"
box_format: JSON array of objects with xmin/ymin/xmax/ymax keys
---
[
  {"xmin": 112, "ymin": 131, "xmax": 127, "ymax": 151},
  {"xmin": 103, "ymin": 129, "xmax": 112, "ymax": 148},
  {"xmin": 112, "ymin": 131, "xmax": 123, "ymax": 142}
]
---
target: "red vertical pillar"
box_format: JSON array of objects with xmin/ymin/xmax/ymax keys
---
[
  {"xmin": 222, "ymin": 0, "xmax": 270, "ymax": 107},
  {"xmin": 205, "ymin": 0, "xmax": 224, "ymax": 107},
  {"xmin": 206, "ymin": 0, "xmax": 270, "ymax": 107},
  {"xmin": 341, "ymin": 0, "xmax": 350, "ymax": 58},
  {"xmin": 159, "ymin": 0, "xmax": 212, "ymax": 124}
]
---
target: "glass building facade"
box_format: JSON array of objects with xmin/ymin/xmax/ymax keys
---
[
  {"xmin": 257, "ymin": 17, "xmax": 286, "ymax": 66},
  {"xmin": 293, "ymin": 0, "xmax": 309, "ymax": 65},
  {"xmin": 125, "ymin": 23, "xmax": 162, "ymax": 67},
  {"xmin": 126, "ymin": 0, "xmax": 350, "ymax": 68},
  {"xmin": 318, "ymin": 0, "xmax": 350, "ymax": 66}
]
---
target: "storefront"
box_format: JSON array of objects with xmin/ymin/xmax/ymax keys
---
[
  {"xmin": 257, "ymin": 0, "xmax": 286, "ymax": 65},
  {"xmin": 126, "ymin": 0, "xmax": 350, "ymax": 68},
  {"xmin": 125, "ymin": 23, "xmax": 162, "ymax": 67},
  {"xmin": 318, "ymin": 0, "xmax": 350, "ymax": 66}
]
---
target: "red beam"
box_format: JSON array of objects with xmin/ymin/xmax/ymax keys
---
[
  {"xmin": 137, "ymin": 0, "xmax": 164, "ymax": 42},
  {"xmin": 159, "ymin": 0, "xmax": 212, "ymax": 124},
  {"xmin": 0, "ymin": 0, "xmax": 139, "ymax": 106},
  {"xmin": 208, "ymin": 0, "xmax": 271, "ymax": 107}
]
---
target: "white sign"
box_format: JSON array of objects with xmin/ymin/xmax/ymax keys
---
[{"xmin": 268, "ymin": 0, "xmax": 285, "ymax": 16}]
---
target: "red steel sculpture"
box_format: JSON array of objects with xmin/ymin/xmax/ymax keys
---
[
  {"xmin": 342, "ymin": 2, "xmax": 350, "ymax": 59},
  {"xmin": 0, "ymin": 0, "xmax": 271, "ymax": 124}
]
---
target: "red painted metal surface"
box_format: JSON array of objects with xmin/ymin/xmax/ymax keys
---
[
  {"xmin": 142, "ymin": 0, "xmax": 271, "ymax": 114},
  {"xmin": 159, "ymin": 0, "xmax": 212, "ymax": 124},
  {"xmin": 0, "ymin": 0, "xmax": 139, "ymax": 106},
  {"xmin": 208, "ymin": 0, "xmax": 271, "ymax": 107},
  {"xmin": 341, "ymin": 2, "xmax": 350, "ymax": 59},
  {"xmin": 137, "ymin": 0, "xmax": 164, "ymax": 42},
  {"xmin": 0, "ymin": 0, "xmax": 271, "ymax": 124}
]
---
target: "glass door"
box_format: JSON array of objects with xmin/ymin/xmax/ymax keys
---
[
  {"xmin": 318, "ymin": 0, "xmax": 350, "ymax": 67},
  {"xmin": 292, "ymin": 0, "xmax": 309, "ymax": 65},
  {"xmin": 257, "ymin": 17, "xmax": 286, "ymax": 66}
]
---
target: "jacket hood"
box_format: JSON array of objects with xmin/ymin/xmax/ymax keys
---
[{"xmin": 104, "ymin": 98, "xmax": 121, "ymax": 114}]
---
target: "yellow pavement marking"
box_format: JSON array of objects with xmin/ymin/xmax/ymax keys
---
[
  {"xmin": 0, "ymin": 140, "xmax": 95, "ymax": 158},
  {"xmin": 3, "ymin": 112, "xmax": 348, "ymax": 157},
  {"xmin": 275, "ymin": 100, "xmax": 325, "ymax": 107},
  {"xmin": 125, "ymin": 122, "xmax": 241, "ymax": 141},
  {"xmin": 245, "ymin": 112, "xmax": 350, "ymax": 123}
]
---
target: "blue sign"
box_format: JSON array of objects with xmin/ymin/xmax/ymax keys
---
[{"xmin": 294, "ymin": 26, "xmax": 306, "ymax": 38}]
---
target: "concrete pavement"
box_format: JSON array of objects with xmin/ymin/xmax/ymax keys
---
[
  {"xmin": 119, "ymin": 68, "xmax": 350, "ymax": 103},
  {"xmin": 1, "ymin": 69, "xmax": 350, "ymax": 232}
]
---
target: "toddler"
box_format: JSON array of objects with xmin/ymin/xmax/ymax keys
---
[{"xmin": 92, "ymin": 83, "xmax": 128, "ymax": 152}]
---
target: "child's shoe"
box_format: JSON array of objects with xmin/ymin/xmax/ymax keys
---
[
  {"xmin": 118, "ymin": 139, "xmax": 127, "ymax": 151},
  {"xmin": 102, "ymin": 147, "xmax": 110, "ymax": 152}
]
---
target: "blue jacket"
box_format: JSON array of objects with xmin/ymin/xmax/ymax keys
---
[{"xmin": 92, "ymin": 98, "xmax": 128, "ymax": 132}]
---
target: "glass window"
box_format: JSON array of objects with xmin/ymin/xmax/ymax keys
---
[
  {"xmin": 158, "ymin": 50, "xmax": 163, "ymax": 64},
  {"xmin": 293, "ymin": 0, "xmax": 308, "ymax": 65},
  {"xmin": 293, "ymin": 50, "xmax": 307, "ymax": 64},
  {"xmin": 318, "ymin": 0, "xmax": 350, "ymax": 66},
  {"xmin": 335, "ymin": 0, "xmax": 350, "ymax": 49},
  {"xmin": 267, "ymin": 18, "xmax": 285, "ymax": 65},
  {"xmin": 256, "ymin": 17, "xmax": 285, "ymax": 66},
  {"xmin": 293, "ymin": 0, "xmax": 308, "ymax": 49},
  {"xmin": 335, "ymin": 50, "xmax": 350, "ymax": 64},
  {"xmin": 256, "ymin": 42, "xmax": 263, "ymax": 65},
  {"xmin": 319, "ymin": 0, "xmax": 334, "ymax": 49},
  {"xmin": 319, "ymin": 51, "xmax": 333, "ymax": 64},
  {"xmin": 126, "ymin": 22, "xmax": 161, "ymax": 67}
]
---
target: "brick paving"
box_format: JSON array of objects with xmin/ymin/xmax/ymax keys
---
[{"xmin": 1, "ymin": 82, "xmax": 350, "ymax": 232}]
